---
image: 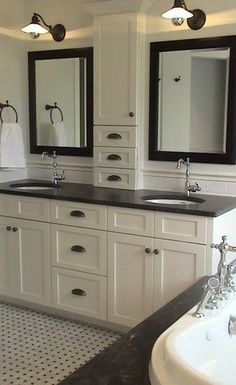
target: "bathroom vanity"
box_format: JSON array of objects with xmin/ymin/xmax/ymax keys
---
[{"xmin": 0, "ymin": 180, "xmax": 236, "ymax": 330}]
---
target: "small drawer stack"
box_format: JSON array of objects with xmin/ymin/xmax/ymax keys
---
[
  {"xmin": 50, "ymin": 200, "xmax": 107, "ymax": 321},
  {"xmin": 93, "ymin": 125, "xmax": 138, "ymax": 190}
]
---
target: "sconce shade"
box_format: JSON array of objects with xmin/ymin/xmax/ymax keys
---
[
  {"xmin": 21, "ymin": 13, "xmax": 66, "ymax": 41},
  {"xmin": 161, "ymin": 0, "xmax": 193, "ymax": 19},
  {"xmin": 21, "ymin": 14, "xmax": 48, "ymax": 34}
]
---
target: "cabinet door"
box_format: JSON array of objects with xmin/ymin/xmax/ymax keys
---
[
  {"xmin": 13, "ymin": 218, "xmax": 51, "ymax": 305},
  {"xmin": 108, "ymin": 232, "xmax": 154, "ymax": 327},
  {"xmin": 94, "ymin": 14, "xmax": 138, "ymax": 125},
  {"xmin": 0, "ymin": 217, "xmax": 19, "ymax": 296},
  {"xmin": 153, "ymin": 239, "xmax": 206, "ymax": 310}
]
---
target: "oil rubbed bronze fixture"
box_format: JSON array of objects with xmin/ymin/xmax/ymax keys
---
[
  {"xmin": 21, "ymin": 13, "xmax": 66, "ymax": 41},
  {"xmin": 161, "ymin": 0, "xmax": 206, "ymax": 30},
  {"xmin": 45, "ymin": 103, "xmax": 64, "ymax": 124}
]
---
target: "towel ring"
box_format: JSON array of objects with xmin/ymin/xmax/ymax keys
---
[
  {"xmin": 45, "ymin": 103, "xmax": 64, "ymax": 124},
  {"xmin": 0, "ymin": 100, "xmax": 18, "ymax": 123}
]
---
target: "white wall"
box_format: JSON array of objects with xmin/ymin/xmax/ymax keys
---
[
  {"xmin": 0, "ymin": 0, "xmax": 27, "ymax": 183},
  {"xmin": 144, "ymin": 0, "xmax": 236, "ymax": 196}
]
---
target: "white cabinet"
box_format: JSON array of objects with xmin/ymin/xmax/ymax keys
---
[
  {"xmin": 107, "ymin": 207, "xmax": 208, "ymax": 327},
  {"xmin": 153, "ymin": 239, "xmax": 206, "ymax": 309},
  {"xmin": 94, "ymin": 14, "xmax": 139, "ymax": 126},
  {"xmin": 108, "ymin": 232, "xmax": 154, "ymax": 327},
  {"xmin": 50, "ymin": 200, "xmax": 108, "ymax": 321},
  {"xmin": 0, "ymin": 216, "xmax": 51, "ymax": 305},
  {"xmin": 93, "ymin": 13, "xmax": 141, "ymax": 189}
]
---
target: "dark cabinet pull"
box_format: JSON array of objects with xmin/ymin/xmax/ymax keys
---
[
  {"xmin": 71, "ymin": 245, "xmax": 86, "ymax": 253},
  {"xmin": 71, "ymin": 288, "xmax": 86, "ymax": 296},
  {"xmin": 154, "ymin": 249, "xmax": 160, "ymax": 255},
  {"xmin": 70, "ymin": 210, "xmax": 85, "ymax": 218},
  {"xmin": 145, "ymin": 248, "xmax": 151, "ymax": 254},
  {"xmin": 107, "ymin": 175, "xmax": 122, "ymax": 182},
  {"xmin": 107, "ymin": 154, "xmax": 121, "ymax": 161},
  {"xmin": 6, "ymin": 226, "xmax": 12, "ymax": 231},
  {"xmin": 129, "ymin": 112, "xmax": 134, "ymax": 117},
  {"xmin": 107, "ymin": 133, "xmax": 121, "ymax": 140},
  {"xmin": 12, "ymin": 227, "xmax": 18, "ymax": 232}
]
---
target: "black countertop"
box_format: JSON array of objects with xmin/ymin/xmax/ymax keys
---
[
  {"xmin": 0, "ymin": 179, "xmax": 236, "ymax": 217},
  {"xmin": 58, "ymin": 278, "xmax": 205, "ymax": 385}
]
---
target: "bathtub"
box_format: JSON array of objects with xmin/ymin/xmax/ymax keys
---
[{"xmin": 149, "ymin": 298, "xmax": 236, "ymax": 385}]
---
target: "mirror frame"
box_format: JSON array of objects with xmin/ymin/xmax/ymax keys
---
[
  {"xmin": 28, "ymin": 47, "xmax": 93, "ymax": 156},
  {"xmin": 149, "ymin": 35, "xmax": 236, "ymax": 164}
]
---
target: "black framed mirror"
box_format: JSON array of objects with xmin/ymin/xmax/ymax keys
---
[
  {"xmin": 28, "ymin": 47, "xmax": 93, "ymax": 156},
  {"xmin": 149, "ymin": 35, "xmax": 236, "ymax": 164}
]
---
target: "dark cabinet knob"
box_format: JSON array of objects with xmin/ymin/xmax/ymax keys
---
[
  {"xmin": 6, "ymin": 226, "xmax": 12, "ymax": 231},
  {"xmin": 12, "ymin": 227, "xmax": 18, "ymax": 232},
  {"xmin": 129, "ymin": 112, "xmax": 134, "ymax": 117},
  {"xmin": 71, "ymin": 245, "xmax": 86, "ymax": 253},
  {"xmin": 107, "ymin": 175, "xmax": 122, "ymax": 182},
  {"xmin": 107, "ymin": 154, "xmax": 122, "ymax": 161},
  {"xmin": 70, "ymin": 210, "xmax": 85, "ymax": 218},
  {"xmin": 145, "ymin": 248, "xmax": 151, "ymax": 254},
  {"xmin": 71, "ymin": 288, "xmax": 86, "ymax": 296},
  {"xmin": 154, "ymin": 249, "xmax": 160, "ymax": 255},
  {"xmin": 107, "ymin": 133, "xmax": 121, "ymax": 140}
]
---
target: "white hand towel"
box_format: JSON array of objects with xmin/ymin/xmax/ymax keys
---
[
  {"xmin": 0, "ymin": 122, "xmax": 26, "ymax": 168},
  {"xmin": 49, "ymin": 122, "xmax": 67, "ymax": 146}
]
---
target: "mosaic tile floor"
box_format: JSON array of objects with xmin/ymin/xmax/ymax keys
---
[{"xmin": 0, "ymin": 302, "xmax": 122, "ymax": 385}]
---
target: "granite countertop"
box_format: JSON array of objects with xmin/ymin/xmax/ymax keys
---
[
  {"xmin": 58, "ymin": 278, "xmax": 205, "ymax": 385},
  {"xmin": 0, "ymin": 179, "xmax": 236, "ymax": 217}
]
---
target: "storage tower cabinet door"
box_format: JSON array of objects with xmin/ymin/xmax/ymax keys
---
[{"xmin": 94, "ymin": 14, "xmax": 138, "ymax": 126}]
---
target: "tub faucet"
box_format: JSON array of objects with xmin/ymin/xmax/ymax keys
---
[
  {"xmin": 176, "ymin": 157, "xmax": 201, "ymax": 197},
  {"xmin": 193, "ymin": 276, "xmax": 220, "ymax": 318}
]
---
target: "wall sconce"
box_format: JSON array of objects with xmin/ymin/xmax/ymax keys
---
[
  {"xmin": 21, "ymin": 13, "xmax": 66, "ymax": 41},
  {"xmin": 161, "ymin": 0, "xmax": 206, "ymax": 30}
]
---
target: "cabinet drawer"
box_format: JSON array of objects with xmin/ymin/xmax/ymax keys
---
[
  {"xmin": 108, "ymin": 207, "xmax": 154, "ymax": 237},
  {"xmin": 155, "ymin": 212, "xmax": 207, "ymax": 244},
  {"xmin": 52, "ymin": 267, "xmax": 107, "ymax": 320},
  {"xmin": 0, "ymin": 194, "xmax": 50, "ymax": 222},
  {"xmin": 50, "ymin": 200, "xmax": 107, "ymax": 230},
  {"xmin": 94, "ymin": 126, "xmax": 137, "ymax": 147},
  {"xmin": 94, "ymin": 147, "xmax": 137, "ymax": 169},
  {"xmin": 51, "ymin": 225, "xmax": 107, "ymax": 276},
  {"xmin": 94, "ymin": 167, "xmax": 138, "ymax": 190}
]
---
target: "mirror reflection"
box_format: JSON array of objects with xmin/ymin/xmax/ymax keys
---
[
  {"xmin": 36, "ymin": 57, "xmax": 87, "ymax": 148},
  {"xmin": 29, "ymin": 48, "xmax": 93, "ymax": 157},
  {"xmin": 149, "ymin": 36, "xmax": 236, "ymax": 164},
  {"xmin": 158, "ymin": 48, "xmax": 229, "ymax": 153}
]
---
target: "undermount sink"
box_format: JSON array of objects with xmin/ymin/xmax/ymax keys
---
[
  {"xmin": 142, "ymin": 196, "xmax": 204, "ymax": 206},
  {"xmin": 10, "ymin": 182, "xmax": 60, "ymax": 191},
  {"xmin": 149, "ymin": 297, "xmax": 236, "ymax": 385}
]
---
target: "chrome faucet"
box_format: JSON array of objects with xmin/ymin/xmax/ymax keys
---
[
  {"xmin": 194, "ymin": 236, "xmax": 236, "ymax": 318},
  {"xmin": 176, "ymin": 157, "xmax": 201, "ymax": 197},
  {"xmin": 41, "ymin": 150, "xmax": 65, "ymax": 185}
]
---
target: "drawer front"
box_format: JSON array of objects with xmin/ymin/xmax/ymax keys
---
[
  {"xmin": 0, "ymin": 194, "xmax": 50, "ymax": 222},
  {"xmin": 51, "ymin": 225, "xmax": 107, "ymax": 276},
  {"xmin": 50, "ymin": 200, "xmax": 107, "ymax": 230},
  {"xmin": 155, "ymin": 212, "xmax": 208, "ymax": 244},
  {"xmin": 94, "ymin": 126, "xmax": 137, "ymax": 147},
  {"xmin": 108, "ymin": 207, "xmax": 154, "ymax": 237},
  {"xmin": 94, "ymin": 147, "xmax": 137, "ymax": 169},
  {"xmin": 52, "ymin": 267, "xmax": 107, "ymax": 320},
  {"xmin": 94, "ymin": 167, "xmax": 138, "ymax": 190}
]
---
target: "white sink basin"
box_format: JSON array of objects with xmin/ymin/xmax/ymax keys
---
[
  {"xmin": 149, "ymin": 298, "xmax": 236, "ymax": 385},
  {"xmin": 145, "ymin": 198, "xmax": 198, "ymax": 205},
  {"xmin": 10, "ymin": 182, "xmax": 59, "ymax": 190},
  {"xmin": 142, "ymin": 196, "xmax": 204, "ymax": 205}
]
